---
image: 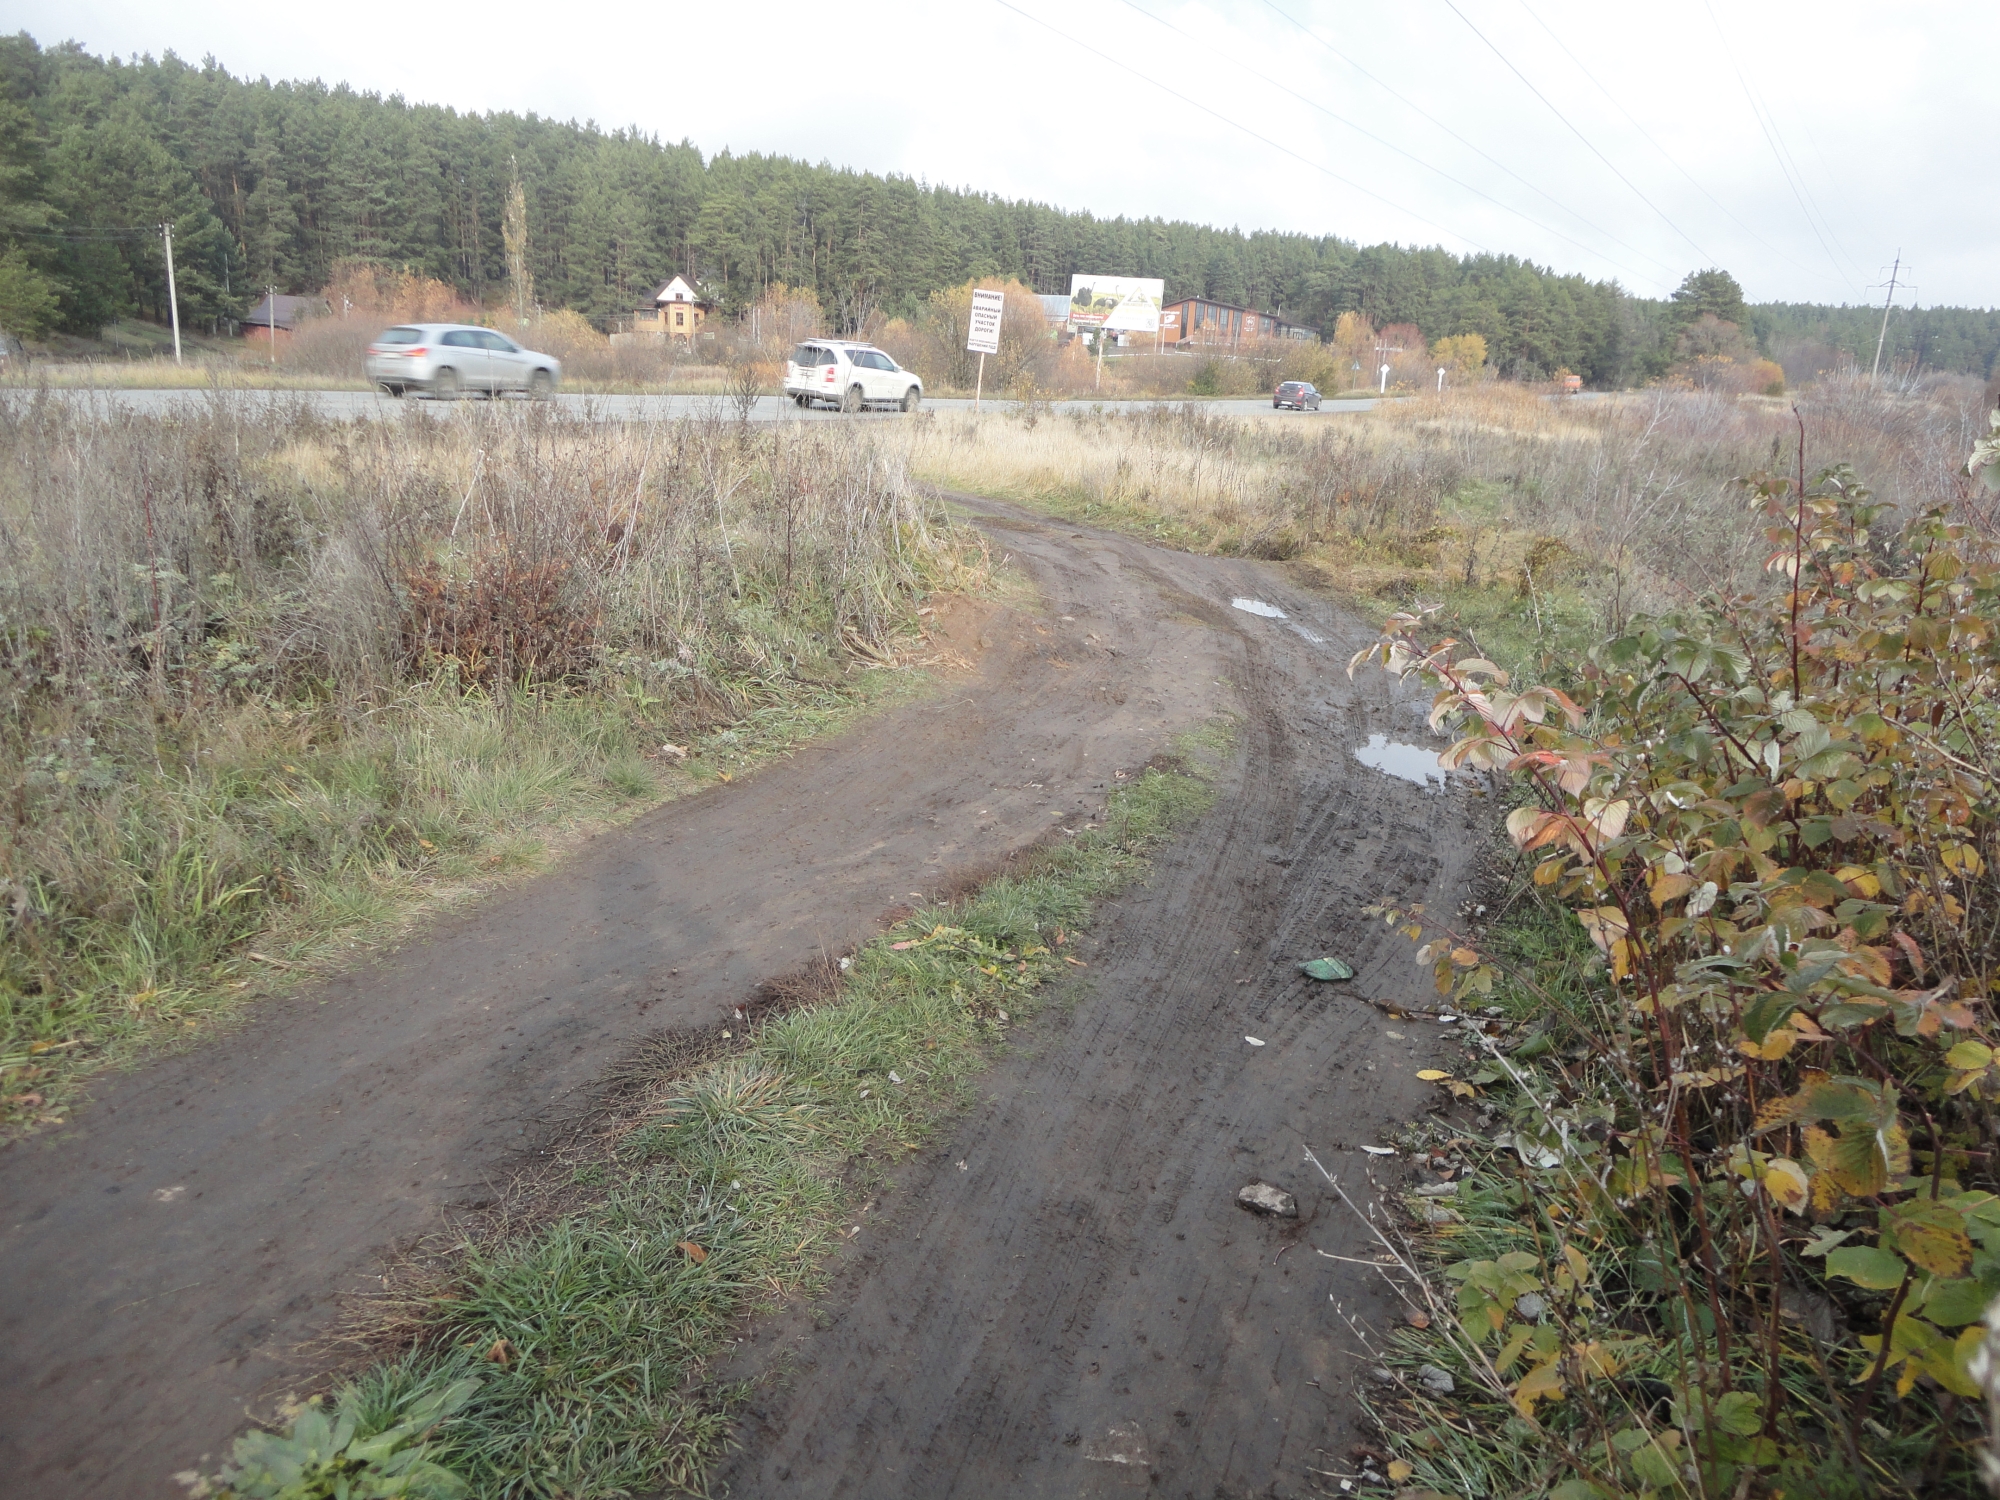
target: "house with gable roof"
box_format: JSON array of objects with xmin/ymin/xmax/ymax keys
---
[{"xmin": 630, "ymin": 276, "xmax": 712, "ymax": 341}]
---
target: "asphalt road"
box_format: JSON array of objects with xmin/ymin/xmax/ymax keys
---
[{"xmin": 17, "ymin": 388, "xmax": 1380, "ymax": 422}]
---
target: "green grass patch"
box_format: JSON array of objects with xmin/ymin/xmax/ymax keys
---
[
  {"xmin": 2, "ymin": 664, "xmax": 932, "ymax": 1134},
  {"xmin": 936, "ymin": 477, "xmax": 1220, "ymax": 553},
  {"xmin": 1341, "ymin": 571, "xmax": 1604, "ymax": 682},
  {"xmin": 194, "ymin": 729, "xmax": 1227, "ymax": 1500}
]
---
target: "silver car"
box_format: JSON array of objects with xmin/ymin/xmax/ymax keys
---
[{"xmin": 365, "ymin": 323, "xmax": 562, "ymax": 399}]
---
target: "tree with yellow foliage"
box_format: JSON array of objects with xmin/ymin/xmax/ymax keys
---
[
  {"xmin": 1431, "ymin": 332, "xmax": 1488, "ymax": 379},
  {"xmin": 1330, "ymin": 310, "xmax": 1375, "ymax": 385}
]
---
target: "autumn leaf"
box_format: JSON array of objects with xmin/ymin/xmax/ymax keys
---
[
  {"xmin": 1737, "ymin": 1027, "xmax": 1799, "ymax": 1061},
  {"xmin": 1762, "ymin": 1158, "xmax": 1810, "ymax": 1213},
  {"xmin": 1512, "ymin": 1357, "xmax": 1566, "ymax": 1416},
  {"xmin": 678, "ymin": 1240, "xmax": 709, "ymax": 1263},
  {"xmin": 1887, "ymin": 1200, "xmax": 1974, "ymax": 1278},
  {"xmin": 1649, "ymin": 870, "xmax": 1694, "ymax": 906},
  {"xmin": 1576, "ymin": 907, "xmax": 1629, "ymax": 955}
]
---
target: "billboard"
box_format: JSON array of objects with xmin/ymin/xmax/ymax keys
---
[{"xmin": 1068, "ymin": 274, "xmax": 1163, "ymax": 334}]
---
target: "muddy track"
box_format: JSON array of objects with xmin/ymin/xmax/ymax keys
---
[
  {"xmin": 704, "ymin": 503, "xmax": 1484, "ymax": 1499},
  {"xmin": 0, "ymin": 493, "xmax": 1481, "ymax": 1497}
]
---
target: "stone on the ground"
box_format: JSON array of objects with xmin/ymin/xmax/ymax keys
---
[{"xmin": 1235, "ymin": 1181, "xmax": 1299, "ymax": 1218}]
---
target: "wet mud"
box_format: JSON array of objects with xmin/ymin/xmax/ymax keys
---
[{"xmin": 0, "ymin": 492, "xmax": 1483, "ymax": 1497}]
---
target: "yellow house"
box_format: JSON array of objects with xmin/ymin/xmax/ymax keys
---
[{"xmin": 632, "ymin": 276, "xmax": 711, "ymax": 341}]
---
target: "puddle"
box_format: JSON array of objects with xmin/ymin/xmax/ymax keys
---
[
  {"xmin": 1230, "ymin": 597, "xmax": 1287, "ymax": 619},
  {"xmin": 1288, "ymin": 622, "xmax": 1326, "ymax": 646},
  {"xmin": 1354, "ymin": 734, "xmax": 1450, "ymax": 788}
]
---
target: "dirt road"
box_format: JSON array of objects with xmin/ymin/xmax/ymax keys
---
[
  {"xmin": 706, "ymin": 514, "xmax": 1483, "ymax": 1498},
  {"xmin": 0, "ymin": 493, "xmax": 1479, "ymax": 1497}
]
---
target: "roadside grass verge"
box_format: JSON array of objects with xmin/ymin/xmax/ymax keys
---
[
  {"xmin": 190, "ymin": 728, "xmax": 1228, "ymax": 1500},
  {"xmin": 0, "ymin": 396, "xmax": 975, "ymax": 1134},
  {"xmin": 895, "ymin": 383, "xmax": 1983, "ymax": 680},
  {"xmin": 2, "ymin": 663, "xmax": 934, "ymax": 1132}
]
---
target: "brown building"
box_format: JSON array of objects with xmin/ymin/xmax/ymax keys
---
[
  {"xmin": 1162, "ymin": 296, "xmax": 1315, "ymax": 348},
  {"xmin": 240, "ymin": 293, "xmax": 320, "ymax": 339},
  {"xmin": 630, "ymin": 276, "xmax": 711, "ymax": 341}
]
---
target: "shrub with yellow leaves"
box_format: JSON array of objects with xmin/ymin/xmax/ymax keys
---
[{"xmin": 1353, "ymin": 440, "xmax": 2000, "ymax": 1494}]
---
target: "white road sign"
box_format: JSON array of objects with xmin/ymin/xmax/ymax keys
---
[{"xmin": 967, "ymin": 287, "xmax": 1005, "ymax": 354}]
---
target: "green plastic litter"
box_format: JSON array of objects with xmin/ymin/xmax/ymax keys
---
[{"xmin": 1299, "ymin": 957, "xmax": 1355, "ymax": 982}]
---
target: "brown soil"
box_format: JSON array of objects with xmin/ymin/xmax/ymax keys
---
[{"xmin": 0, "ymin": 493, "xmax": 1482, "ymax": 1498}]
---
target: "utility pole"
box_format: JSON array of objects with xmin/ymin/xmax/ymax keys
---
[
  {"xmin": 161, "ymin": 223, "xmax": 182, "ymax": 365},
  {"xmin": 269, "ymin": 285, "xmax": 277, "ymax": 367},
  {"xmin": 1871, "ymin": 251, "xmax": 1903, "ymax": 383}
]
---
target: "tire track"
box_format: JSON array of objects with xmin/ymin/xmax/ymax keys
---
[
  {"xmin": 0, "ymin": 490, "xmax": 1478, "ymax": 1498},
  {"xmin": 708, "ymin": 495, "xmax": 1486, "ymax": 1499}
]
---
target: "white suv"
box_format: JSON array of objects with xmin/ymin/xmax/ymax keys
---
[
  {"xmin": 365, "ymin": 323, "xmax": 562, "ymax": 399},
  {"xmin": 785, "ymin": 342, "xmax": 922, "ymax": 412}
]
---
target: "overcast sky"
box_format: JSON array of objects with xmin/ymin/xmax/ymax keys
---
[{"xmin": 19, "ymin": 0, "xmax": 1996, "ymax": 307}]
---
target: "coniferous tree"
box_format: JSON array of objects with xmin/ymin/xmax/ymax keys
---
[{"xmin": 0, "ymin": 31, "xmax": 1993, "ymax": 384}]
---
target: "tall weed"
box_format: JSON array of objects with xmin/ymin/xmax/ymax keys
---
[{"xmin": 0, "ymin": 395, "xmax": 963, "ymax": 1127}]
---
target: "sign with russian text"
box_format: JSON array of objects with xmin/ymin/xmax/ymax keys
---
[{"xmin": 967, "ymin": 288, "xmax": 1005, "ymax": 354}]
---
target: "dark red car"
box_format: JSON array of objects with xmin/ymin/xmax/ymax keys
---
[{"xmin": 1273, "ymin": 380, "xmax": 1322, "ymax": 410}]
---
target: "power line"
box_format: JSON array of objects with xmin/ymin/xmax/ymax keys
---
[
  {"xmin": 1438, "ymin": 0, "xmax": 1720, "ymax": 269},
  {"xmin": 1697, "ymin": 0, "xmax": 1854, "ymax": 294},
  {"xmin": 1507, "ymin": 0, "xmax": 1840, "ymax": 296},
  {"xmin": 1739, "ymin": 79, "xmax": 1863, "ymax": 284},
  {"xmin": 1256, "ymin": 0, "xmax": 1676, "ymax": 289},
  {"xmin": 1871, "ymin": 252, "xmax": 1911, "ymax": 381},
  {"xmin": 985, "ymin": 0, "xmax": 1495, "ymax": 255},
  {"xmin": 1718, "ymin": 42, "xmax": 1865, "ymax": 286},
  {"xmin": 1108, "ymin": 0, "xmax": 1667, "ymax": 289},
  {"xmin": 1788, "ymin": 109, "xmax": 1869, "ymax": 282}
]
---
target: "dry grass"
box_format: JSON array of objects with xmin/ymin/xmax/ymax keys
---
[
  {"xmin": 0, "ymin": 393, "xmax": 970, "ymax": 1129},
  {"xmin": 887, "ymin": 376, "xmax": 1993, "ymax": 653}
]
